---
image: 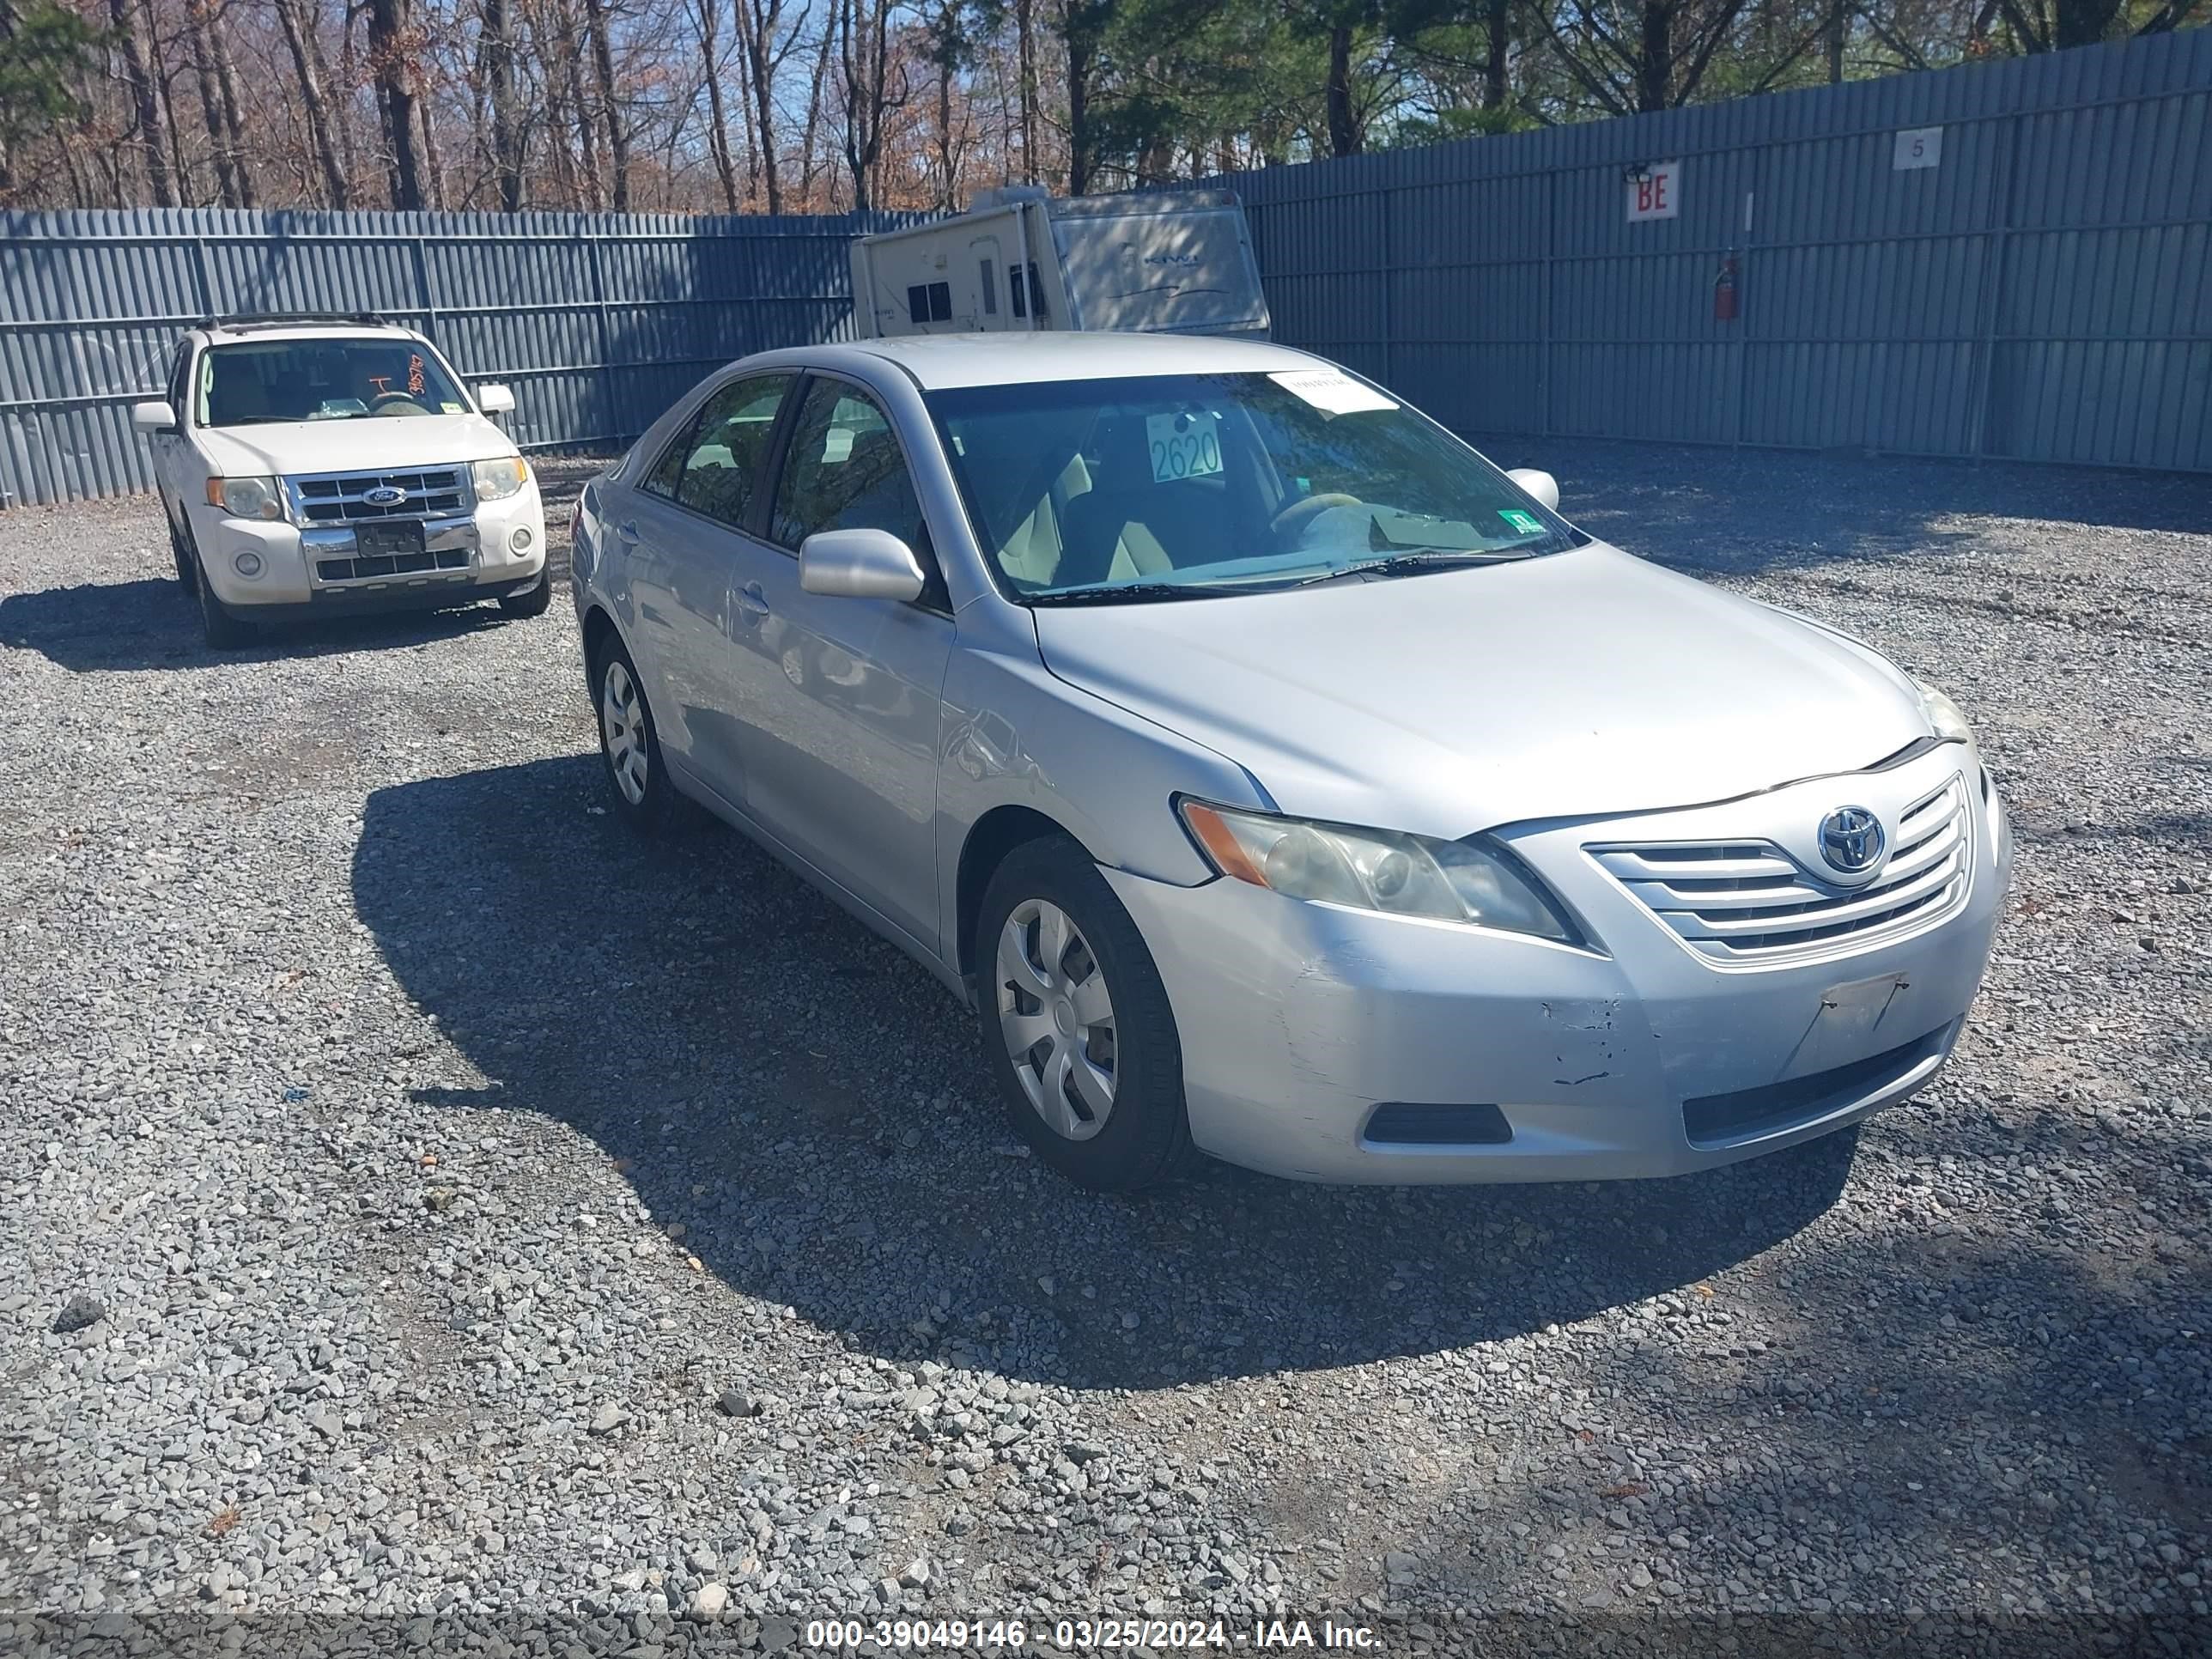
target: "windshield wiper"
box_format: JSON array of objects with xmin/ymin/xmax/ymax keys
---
[
  {"xmin": 1288, "ymin": 546, "xmax": 1538, "ymax": 586},
  {"xmin": 1024, "ymin": 581, "xmax": 1237, "ymax": 606}
]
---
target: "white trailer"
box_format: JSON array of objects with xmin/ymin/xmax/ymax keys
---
[{"xmin": 849, "ymin": 186, "xmax": 1269, "ymax": 342}]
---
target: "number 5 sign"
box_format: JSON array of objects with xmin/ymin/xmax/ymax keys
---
[{"xmin": 1626, "ymin": 161, "xmax": 1681, "ymax": 222}]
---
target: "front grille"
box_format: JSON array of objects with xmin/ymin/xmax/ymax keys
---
[
  {"xmin": 1591, "ymin": 774, "xmax": 1971, "ymax": 964},
  {"xmin": 316, "ymin": 549, "xmax": 472, "ymax": 582},
  {"xmin": 1681, "ymin": 1024, "xmax": 1951, "ymax": 1146},
  {"xmin": 291, "ymin": 467, "xmax": 468, "ymax": 525}
]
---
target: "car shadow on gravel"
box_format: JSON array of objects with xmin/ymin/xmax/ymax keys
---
[
  {"xmin": 355, "ymin": 755, "xmax": 1863, "ymax": 1392},
  {"xmin": 0, "ymin": 576, "xmax": 527, "ymax": 672}
]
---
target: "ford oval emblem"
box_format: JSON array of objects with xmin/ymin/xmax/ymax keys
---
[
  {"xmin": 1818, "ymin": 806, "xmax": 1885, "ymax": 874},
  {"xmin": 362, "ymin": 484, "xmax": 408, "ymax": 507}
]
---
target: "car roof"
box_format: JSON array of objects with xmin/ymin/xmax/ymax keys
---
[{"xmin": 804, "ymin": 331, "xmax": 1330, "ymax": 391}]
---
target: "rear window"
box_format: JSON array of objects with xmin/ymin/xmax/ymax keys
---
[{"xmin": 1050, "ymin": 210, "xmax": 1266, "ymax": 335}]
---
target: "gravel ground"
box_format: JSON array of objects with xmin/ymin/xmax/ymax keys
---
[{"xmin": 1, "ymin": 443, "xmax": 2208, "ymax": 1658}]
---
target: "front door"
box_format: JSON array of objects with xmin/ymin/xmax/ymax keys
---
[{"xmin": 725, "ymin": 376, "xmax": 954, "ymax": 955}]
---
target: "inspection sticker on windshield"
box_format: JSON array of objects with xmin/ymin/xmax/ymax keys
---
[
  {"xmin": 1268, "ymin": 369, "xmax": 1397, "ymax": 415},
  {"xmin": 1498, "ymin": 508, "xmax": 1546, "ymax": 533},
  {"xmin": 1146, "ymin": 410, "xmax": 1224, "ymax": 482}
]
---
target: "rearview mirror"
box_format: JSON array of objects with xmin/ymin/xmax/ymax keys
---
[
  {"xmin": 131, "ymin": 400, "xmax": 177, "ymax": 434},
  {"xmin": 799, "ymin": 528, "xmax": 926, "ymax": 603},
  {"xmin": 1506, "ymin": 467, "xmax": 1559, "ymax": 513},
  {"xmin": 476, "ymin": 383, "xmax": 516, "ymax": 415}
]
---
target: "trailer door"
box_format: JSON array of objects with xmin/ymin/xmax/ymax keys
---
[{"xmin": 1048, "ymin": 204, "xmax": 1269, "ymax": 337}]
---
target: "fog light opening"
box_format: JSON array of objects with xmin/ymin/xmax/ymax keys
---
[
  {"xmin": 232, "ymin": 550, "xmax": 264, "ymax": 579},
  {"xmin": 510, "ymin": 527, "xmax": 534, "ymax": 553}
]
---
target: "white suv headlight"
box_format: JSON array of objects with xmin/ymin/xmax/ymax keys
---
[
  {"xmin": 205, "ymin": 477, "xmax": 281, "ymax": 520},
  {"xmin": 1911, "ymin": 676, "xmax": 1975, "ymax": 744},
  {"xmin": 471, "ymin": 457, "xmax": 531, "ymax": 501},
  {"xmin": 1178, "ymin": 799, "xmax": 1585, "ymax": 944}
]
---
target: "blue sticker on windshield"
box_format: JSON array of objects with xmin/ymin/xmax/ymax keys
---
[{"xmin": 1498, "ymin": 508, "xmax": 1545, "ymax": 534}]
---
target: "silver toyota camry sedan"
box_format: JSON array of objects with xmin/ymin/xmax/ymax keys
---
[{"xmin": 568, "ymin": 331, "xmax": 2010, "ymax": 1192}]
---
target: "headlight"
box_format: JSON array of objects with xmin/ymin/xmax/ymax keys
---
[
  {"xmin": 471, "ymin": 456, "xmax": 531, "ymax": 501},
  {"xmin": 1177, "ymin": 799, "xmax": 1584, "ymax": 944},
  {"xmin": 1911, "ymin": 676, "xmax": 1975, "ymax": 744},
  {"xmin": 205, "ymin": 476, "xmax": 281, "ymax": 520}
]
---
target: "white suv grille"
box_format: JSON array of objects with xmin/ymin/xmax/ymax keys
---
[
  {"xmin": 290, "ymin": 467, "xmax": 468, "ymax": 525},
  {"xmin": 1589, "ymin": 774, "xmax": 1971, "ymax": 963}
]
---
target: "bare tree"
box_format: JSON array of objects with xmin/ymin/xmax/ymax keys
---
[
  {"xmin": 735, "ymin": 0, "xmax": 802, "ymax": 213},
  {"xmin": 480, "ymin": 0, "xmax": 524, "ymax": 210},
  {"xmin": 691, "ymin": 0, "xmax": 741, "ymax": 210},
  {"xmin": 107, "ymin": 0, "xmax": 173, "ymax": 205},
  {"xmin": 368, "ymin": 0, "xmax": 425, "ymax": 208},
  {"xmin": 272, "ymin": 0, "xmax": 349, "ymax": 207},
  {"xmin": 1532, "ymin": 0, "xmax": 1754, "ymax": 115},
  {"xmin": 580, "ymin": 0, "xmax": 630, "ymax": 209},
  {"xmin": 836, "ymin": 0, "xmax": 909, "ymax": 210}
]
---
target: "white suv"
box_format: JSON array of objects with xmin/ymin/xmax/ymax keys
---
[{"xmin": 132, "ymin": 314, "xmax": 550, "ymax": 647}]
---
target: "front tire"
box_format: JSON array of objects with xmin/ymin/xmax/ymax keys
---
[
  {"xmin": 496, "ymin": 572, "xmax": 553, "ymax": 617},
  {"xmin": 975, "ymin": 836, "xmax": 1193, "ymax": 1192},
  {"xmin": 592, "ymin": 636, "xmax": 679, "ymax": 831},
  {"xmin": 194, "ymin": 549, "xmax": 252, "ymax": 650}
]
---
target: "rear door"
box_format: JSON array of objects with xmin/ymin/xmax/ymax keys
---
[
  {"xmin": 149, "ymin": 344, "xmax": 193, "ymax": 517},
  {"xmin": 618, "ymin": 371, "xmax": 798, "ymax": 804}
]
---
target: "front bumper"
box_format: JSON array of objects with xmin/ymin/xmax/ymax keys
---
[
  {"xmin": 1106, "ymin": 745, "xmax": 2011, "ymax": 1184},
  {"xmin": 191, "ymin": 482, "xmax": 546, "ymax": 611}
]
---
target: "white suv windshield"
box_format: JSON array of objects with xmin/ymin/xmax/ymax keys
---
[
  {"xmin": 927, "ymin": 371, "xmax": 1583, "ymax": 604},
  {"xmin": 198, "ymin": 337, "xmax": 469, "ymax": 427}
]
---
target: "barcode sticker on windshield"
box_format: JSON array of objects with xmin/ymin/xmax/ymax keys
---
[
  {"xmin": 1269, "ymin": 369, "xmax": 1398, "ymax": 415},
  {"xmin": 1146, "ymin": 410, "xmax": 1224, "ymax": 483}
]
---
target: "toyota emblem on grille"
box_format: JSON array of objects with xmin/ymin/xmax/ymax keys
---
[
  {"xmin": 1818, "ymin": 805, "xmax": 1885, "ymax": 874},
  {"xmin": 362, "ymin": 484, "xmax": 408, "ymax": 507}
]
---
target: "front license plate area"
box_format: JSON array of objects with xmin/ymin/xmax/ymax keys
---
[
  {"xmin": 1796, "ymin": 970, "xmax": 1919, "ymax": 1073},
  {"xmin": 354, "ymin": 520, "xmax": 426, "ymax": 559}
]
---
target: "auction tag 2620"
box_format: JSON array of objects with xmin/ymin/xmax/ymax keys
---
[{"xmin": 1146, "ymin": 410, "xmax": 1223, "ymax": 483}]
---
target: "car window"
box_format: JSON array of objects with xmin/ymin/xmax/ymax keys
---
[
  {"xmin": 643, "ymin": 373, "xmax": 793, "ymax": 526},
  {"xmin": 769, "ymin": 381, "xmax": 931, "ymax": 560}
]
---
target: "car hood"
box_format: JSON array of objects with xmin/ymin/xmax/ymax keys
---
[
  {"xmin": 198, "ymin": 414, "xmax": 516, "ymax": 478},
  {"xmin": 1031, "ymin": 543, "xmax": 1932, "ymax": 836}
]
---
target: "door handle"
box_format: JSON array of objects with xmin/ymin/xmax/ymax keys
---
[
  {"xmin": 614, "ymin": 520, "xmax": 641, "ymax": 546},
  {"xmin": 733, "ymin": 581, "xmax": 770, "ymax": 625}
]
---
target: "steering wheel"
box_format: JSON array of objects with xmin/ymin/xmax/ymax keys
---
[{"xmin": 1269, "ymin": 491, "xmax": 1363, "ymax": 544}]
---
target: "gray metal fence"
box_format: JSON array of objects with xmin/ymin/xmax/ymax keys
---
[
  {"xmin": 0, "ymin": 208, "xmax": 918, "ymax": 507},
  {"xmin": 1224, "ymin": 28, "xmax": 2211, "ymax": 473}
]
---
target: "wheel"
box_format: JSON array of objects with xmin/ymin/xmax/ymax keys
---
[
  {"xmin": 975, "ymin": 836, "xmax": 1193, "ymax": 1192},
  {"xmin": 194, "ymin": 549, "xmax": 253, "ymax": 650},
  {"xmin": 592, "ymin": 635, "xmax": 679, "ymax": 830},
  {"xmin": 167, "ymin": 507, "xmax": 197, "ymax": 592},
  {"xmin": 496, "ymin": 572, "xmax": 552, "ymax": 617}
]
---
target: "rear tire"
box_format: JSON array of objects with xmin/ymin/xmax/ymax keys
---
[
  {"xmin": 975, "ymin": 836, "xmax": 1193, "ymax": 1193},
  {"xmin": 194, "ymin": 549, "xmax": 253, "ymax": 650},
  {"xmin": 592, "ymin": 635, "xmax": 679, "ymax": 832},
  {"xmin": 496, "ymin": 572, "xmax": 553, "ymax": 618}
]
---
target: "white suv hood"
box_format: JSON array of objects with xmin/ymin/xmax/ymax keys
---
[
  {"xmin": 1032, "ymin": 544, "xmax": 1934, "ymax": 836},
  {"xmin": 198, "ymin": 413, "xmax": 516, "ymax": 478}
]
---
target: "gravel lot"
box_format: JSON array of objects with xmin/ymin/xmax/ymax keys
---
[{"xmin": 2, "ymin": 443, "xmax": 2208, "ymax": 1657}]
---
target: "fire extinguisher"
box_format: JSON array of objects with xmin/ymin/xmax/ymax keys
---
[{"xmin": 1714, "ymin": 251, "xmax": 1741, "ymax": 322}]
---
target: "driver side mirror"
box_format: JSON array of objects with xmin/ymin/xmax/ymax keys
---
[
  {"xmin": 799, "ymin": 528, "xmax": 926, "ymax": 603},
  {"xmin": 476, "ymin": 383, "xmax": 516, "ymax": 416},
  {"xmin": 131, "ymin": 400, "xmax": 177, "ymax": 434},
  {"xmin": 1506, "ymin": 468, "xmax": 1559, "ymax": 513}
]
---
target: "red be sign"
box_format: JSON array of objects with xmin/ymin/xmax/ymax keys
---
[{"xmin": 1627, "ymin": 161, "xmax": 1682, "ymax": 222}]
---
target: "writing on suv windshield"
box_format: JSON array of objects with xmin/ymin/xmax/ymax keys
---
[
  {"xmin": 927, "ymin": 370, "xmax": 1583, "ymax": 604},
  {"xmin": 199, "ymin": 339, "xmax": 469, "ymax": 427}
]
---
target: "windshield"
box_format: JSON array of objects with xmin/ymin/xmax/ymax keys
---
[
  {"xmin": 927, "ymin": 369, "xmax": 1584, "ymax": 603},
  {"xmin": 198, "ymin": 337, "xmax": 471, "ymax": 427}
]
